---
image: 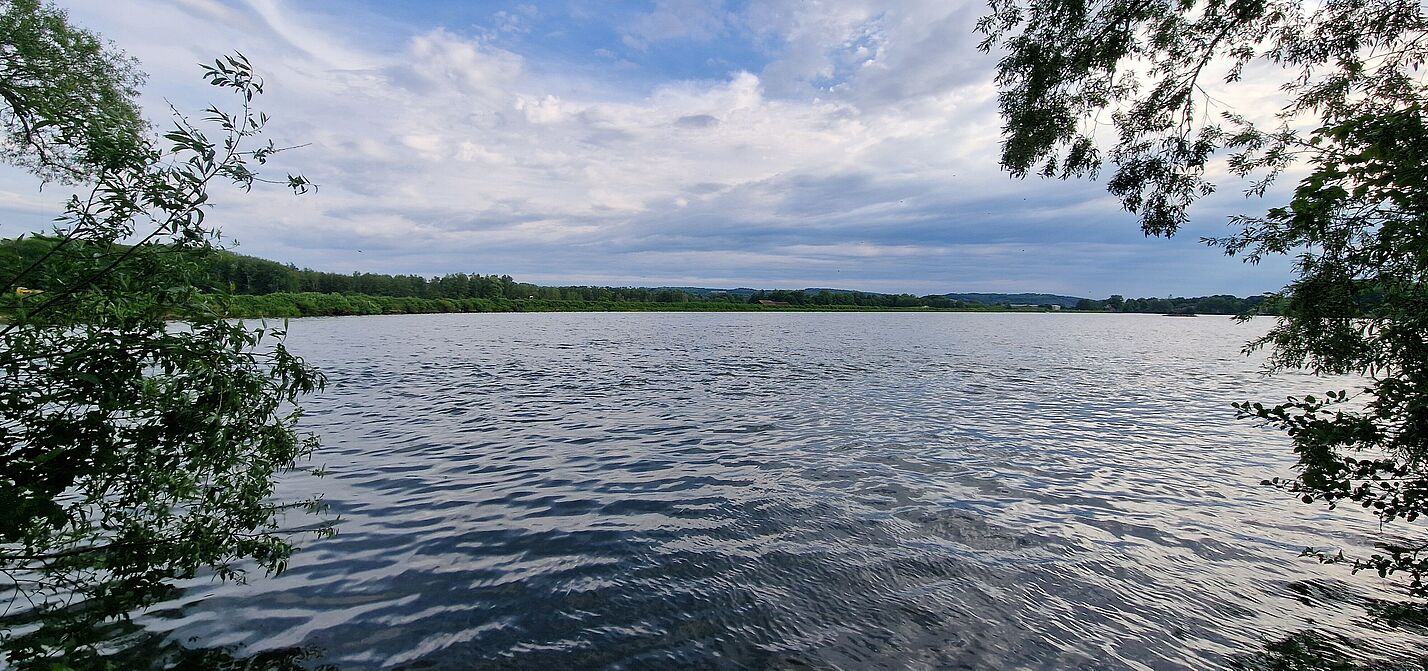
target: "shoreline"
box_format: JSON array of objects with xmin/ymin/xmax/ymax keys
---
[
  {"xmin": 215, "ymin": 292, "xmax": 1066, "ymax": 319},
  {"xmin": 3, "ymin": 291, "xmax": 1250, "ymax": 321}
]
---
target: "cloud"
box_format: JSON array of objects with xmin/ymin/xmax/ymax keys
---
[
  {"xmin": 393, "ymin": 29, "xmax": 524, "ymax": 98},
  {"xmin": 0, "ymin": 0, "xmax": 1293, "ymax": 298},
  {"xmin": 674, "ymin": 114, "xmax": 719, "ymax": 128},
  {"xmin": 621, "ymin": 0, "xmax": 733, "ymax": 50},
  {"xmin": 245, "ymin": 0, "xmax": 375, "ymax": 69}
]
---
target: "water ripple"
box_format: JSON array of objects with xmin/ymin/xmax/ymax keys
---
[{"xmin": 135, "ymin": 313, "xmax": 1425, "ymax": 669}]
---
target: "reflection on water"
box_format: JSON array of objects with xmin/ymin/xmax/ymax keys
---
[
  {"xmin": 114, "ymin": 640, "xmax": 332, "ymax": 671},
  {"xmin": 125, "ymin": 313, "xmax": 1425, "ymax": 669},
  {"xmin": 1231, "ymin": 629, "xmax": 1428, "ymax": 670}
]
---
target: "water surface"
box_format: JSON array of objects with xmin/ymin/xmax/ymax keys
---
[{"xmin": 138, "ymin": 312, "xmax": 1423, "ymax": 669}]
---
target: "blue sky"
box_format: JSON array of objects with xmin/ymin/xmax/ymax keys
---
[{"xmin": 0, "ymin": 0, "xmax": 1295, "ymax": 298}]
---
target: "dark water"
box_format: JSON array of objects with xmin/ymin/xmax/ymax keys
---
[{"xmin": 135, "ymin": 313, "xmax": 1424, "ymax": 669}]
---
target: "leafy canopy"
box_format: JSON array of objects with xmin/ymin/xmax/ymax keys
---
[
  {"xmin": 0, "ymin": 0, "xmax": 146, "ymax": 181},
  {"xmin": 979, "ymin": 0, "xmax": 1428, "ymax": 605},
  {"xmin": 0, "ymin": 6, "xmax": 326, "ymax": 667}
]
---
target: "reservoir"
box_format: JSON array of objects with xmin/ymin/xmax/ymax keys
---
[{"xmin": 132, "ymin": 312, "xmax": 1421, "ymax": 669}]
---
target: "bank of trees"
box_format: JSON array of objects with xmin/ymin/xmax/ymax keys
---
[
  {"xmin": 178, "ymin": 248, "xmax": 722, "ymax": 303},
  {"xmin": 5, "ymin": 237, "xmax": 1287, "ymax": 315},
  {"xmin": 1075, "ymin": 294, "xmax": 1274, "ymax": 315},
  {"xmin": 750, "ymin": 289, "xmax": 1278, "ymax": 313},
  {"xmin": 745, "ymin": 289, "xmax": 973, "ymax": 308},
  {"xmin": 0, "ymin": 239, "xmax": 712, "ymax": 304}
]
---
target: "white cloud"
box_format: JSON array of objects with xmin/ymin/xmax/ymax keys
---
[
  {"xmin": 0, "ymin": 0, "xmax": 1293, "ymax": 298},
  {"xmin": 515, "ymin": 95, "xmax": 566, "ymax": 124},
  {"xmin": 622, "ymin": 0, "xmax": 733, "ymax": 50},
  {"xmin": 397, "ymin": 29, "xmax": 524, "ymax": 98}
]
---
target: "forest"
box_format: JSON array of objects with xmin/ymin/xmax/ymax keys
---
[{"xmin": 1, "ymin": 236, "xmax": 1273, "ymax": 315}]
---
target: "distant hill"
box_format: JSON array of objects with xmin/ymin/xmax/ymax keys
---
[
  {"xmin": 657, "ymin": 286, "xmax": 882, "ymax": 299},
  {"xmin": 655, "ymin": 287, "xmax": 759, "ymax": 299}
]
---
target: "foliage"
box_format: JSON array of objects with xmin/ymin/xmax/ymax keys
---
[
  {"xmin": 0, "ymin": 38, "xmax": 327, "ymax": 670},
  {"xmin": 979, "ymin": 0, "xmax": 1428, "ymax": 609},
  {"xmin": 0, "ymin": 0, "xmax": 146, "ymax": 181},
  {"xmin": 1, "ymin": 240, "xmax": 1109, "ymax": 310},
  {"xmin": 207, "ymin": 293, "xmax": 1019, "ymax": 318},
  {"xmin": 180, "ymin": 248, "xmax": 715, "ymax": 303},
  {"xmin": 0, "ymin": 237, "xmax": 1288, "ymax": 319},
  {"xmin": 747, "ymin": 288, "xmax": 957, "ymax": 308},
  {"xmin": 1077, "ymin": 293, "xmax": 1275, "ymax": 314}
]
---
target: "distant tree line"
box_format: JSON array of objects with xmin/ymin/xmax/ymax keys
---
[
  {"xmin": 0, "ymin": 238, "xmax": 720, "ymax": 304},
  {"xmin": 2, "ymin": 236, "xmax": 1275, "ymax": 313},
  {"xmin": 1073, "ymin": 294, "xmax": 1277, "ymax": 315},
  {"xmin": 759, "ymin": 289, "xmax": 1278, "ymax": 314},
  {"xmin": 745, "ymin": 289, "xmax": 974, "ymax": 309},
  {"xmin": 203, "ymin": 248, "xmax": 716, "ymax": 303},
  {"xmin": 215, "ymin": 293, "xmax": 941, "ymax": 318}
]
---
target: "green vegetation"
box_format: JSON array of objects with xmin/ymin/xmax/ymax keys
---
[
  {"xmin": 1076, "ymin": 294, "xmax": 1273, "ymax": 315},
  {"xmin": 1, "ymin": 238, "xmax": 1277, "ymax": 317},
  {"xmin": 981, "ymin": 0, "xmax": 1428, "ymax": 620},
  {"xmin": 212, "ymin": 292, "xmax": 1045, "ymax": 317},
  {"xmin": 0, "ymin": 0, "xmax": 145, "ymax": 182},
  {"xmin": 0, "ymin": 3, "xmax": 326, "ymax": 666},
  {"xmin": 0, "ymin": 238, "xmax": 982, "ymax": 310},
  {"xmin": 744, "ymin": 288, "xmax": 963, "ymax": 308}
]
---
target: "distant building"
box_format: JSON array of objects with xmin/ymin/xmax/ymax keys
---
[{"xmin": 757, "ymin": 300, "xmax": 790, "ymax": 306}]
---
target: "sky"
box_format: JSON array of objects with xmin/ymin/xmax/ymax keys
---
[{"xmin": 0, "ymin": 0, "xmax": 1298, "ymax": 298}]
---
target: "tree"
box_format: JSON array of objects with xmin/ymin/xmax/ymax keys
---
[
  {"xmin": 0, "ymin": 6, "xmax": 327, "ymax": 667},
  {"xmin": 979, "ymin": 0, "xmax": 1428, "ymax": 606},
  {"xmin": 0, "ymin": 0, "xmax": 146, "ymax": 181}
]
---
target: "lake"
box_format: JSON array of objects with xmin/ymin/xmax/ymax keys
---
[{"xmin": 131, "ymin": 312, "xmax": 1424, "ymax": 669}]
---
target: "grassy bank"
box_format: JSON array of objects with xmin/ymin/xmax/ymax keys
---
[{"xmin": 215, "ymin": 292, "xmax": 1041, "ymax": 319}]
